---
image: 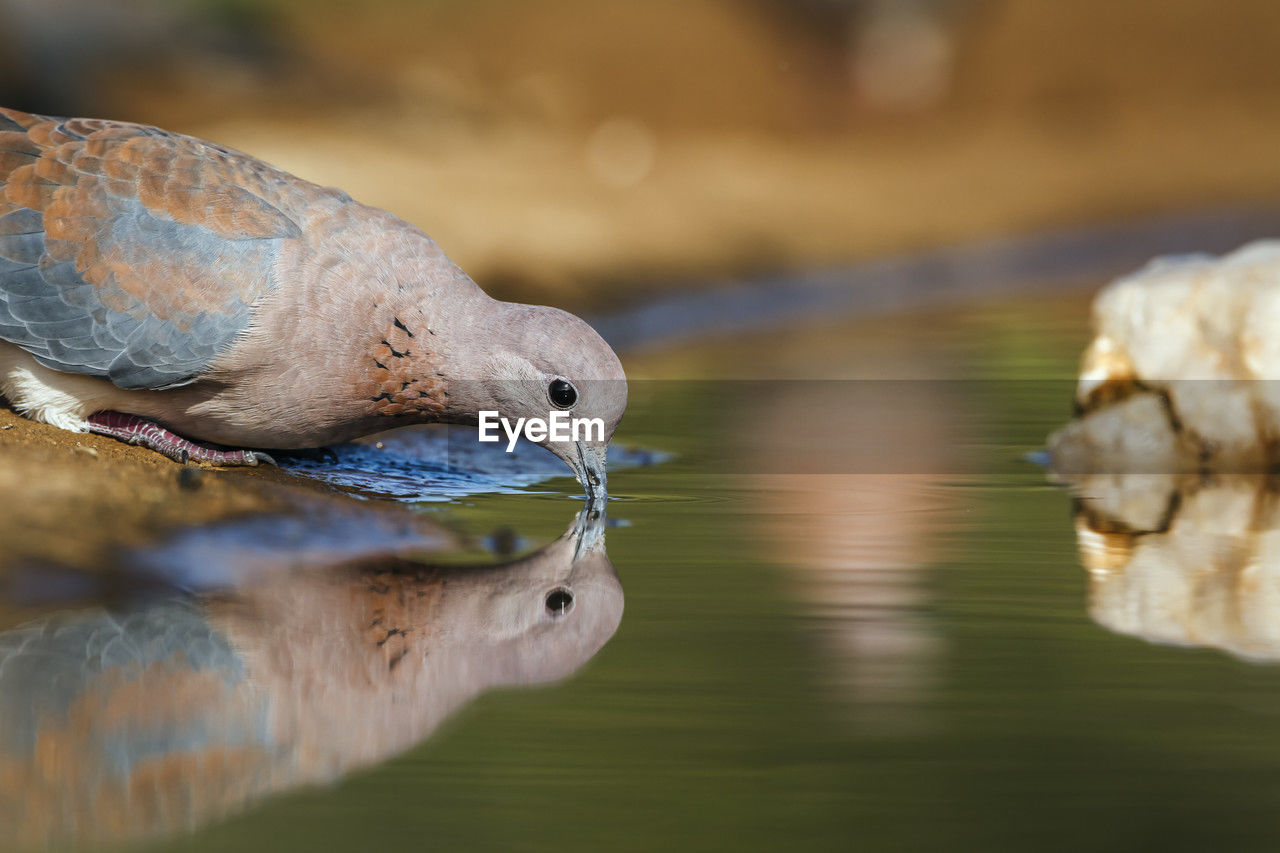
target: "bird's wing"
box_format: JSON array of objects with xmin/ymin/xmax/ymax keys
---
[
  {"xmin": 0, "ymin": 599, "xmax": 274, "ymax": 837},
  {"xmin": 0, "ymin": 107, "xmax": 305, "ymax": 389}
]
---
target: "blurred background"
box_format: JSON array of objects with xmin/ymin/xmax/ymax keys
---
[
  {"xmin": 11, "ymin": 5, "xmax": 1280, "ymax": 852},
  {"xmin": 5, "ymin": 0, "xmax": 1280, "ymax": 312}
]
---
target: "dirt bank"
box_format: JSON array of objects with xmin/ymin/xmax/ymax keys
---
[{"xmin": 0, "ymin": 406, "xmax": 345, "ymax": 571}]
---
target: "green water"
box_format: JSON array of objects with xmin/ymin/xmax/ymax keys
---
[{"xmin": 23, "ymin": 294, "xmax": 1280, "ymax": 852}]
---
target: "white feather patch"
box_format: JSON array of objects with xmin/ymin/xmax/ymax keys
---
[{"xmin": 0, "ymin": 342, "xmax": 133, "ymax": 432}]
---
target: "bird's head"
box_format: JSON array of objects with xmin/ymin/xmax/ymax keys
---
[
  {"xmin": 446, "ymin": 301, "xmax": 627, "ymax": 500},
  {"xmin": 449, "ymin": 506, "xmax": 622, "ymax": 686}
]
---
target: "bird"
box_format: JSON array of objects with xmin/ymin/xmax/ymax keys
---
[
  {"xmin": 0, "ymin": 107, "xmax": 626, "ymax": 496},
  {"xmin": 0, "ymin": 506, "xmax": 621, "ymax": 849}
]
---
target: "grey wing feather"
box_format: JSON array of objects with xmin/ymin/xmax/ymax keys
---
[
  {"xmin": 0, "ymin": 109, "xmax": 306, "ymax": 389},
  {"xmin": 0, "ymin": 601, "xmax": 253, "ymax": 758}
]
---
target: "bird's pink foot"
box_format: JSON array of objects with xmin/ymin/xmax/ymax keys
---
[{"xmin": 87, "ymin": 411, "xmax": 275, "ymax": 467}]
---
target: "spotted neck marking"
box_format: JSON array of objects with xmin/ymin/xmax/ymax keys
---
[{"xmin": 363, "ymin": 315, "xmax": 446, "ymax": 418}]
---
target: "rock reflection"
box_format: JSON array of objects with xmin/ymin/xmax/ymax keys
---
[
  {"xmin": 1063, "ymin": 473, "xmax": 1280, "ymax": 662},
  {"xmin": 0, "ymin": 508, "xmax": 620, "ymax": 851}
]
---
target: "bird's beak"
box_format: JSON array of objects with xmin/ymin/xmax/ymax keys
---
[{"xmin": 572, "ymin": 441, "xmax": 608, "ymax": 503}]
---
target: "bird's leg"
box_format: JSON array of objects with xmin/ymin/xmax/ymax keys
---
[{"xmin": 87, "ymin": 411, "xmax": 275, "ymax": 467}]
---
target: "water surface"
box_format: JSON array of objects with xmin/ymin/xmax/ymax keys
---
[{"xmin": 9, "ymin": 290, "xmax": 1280, "ymax": 852}]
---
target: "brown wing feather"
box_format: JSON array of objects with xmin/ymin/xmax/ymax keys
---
[{"xmin": 0, "ymin": 107, "xmax": 309, "ymax": 389}]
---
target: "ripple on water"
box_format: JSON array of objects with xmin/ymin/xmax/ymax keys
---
[{"xmin": 279, "ymin": 425, "xmax": 671, "ymax": 503}]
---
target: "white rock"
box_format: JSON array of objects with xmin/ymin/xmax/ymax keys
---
[
  {"xmin": 1051, "ymin": 240, "xmax": 1280, "ymax": 471},
  {"xmin": 1071, "ymin": 475, "xmax": 1280, "ymax": 662}
]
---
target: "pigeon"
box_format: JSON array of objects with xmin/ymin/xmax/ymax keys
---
[
  {"xmin": 0, "ymin": 107, "xmax": 625, "ymax": 495},
  {"xmin": 0, "ymin": 507, "xmax": 621, "ymax": 848}
]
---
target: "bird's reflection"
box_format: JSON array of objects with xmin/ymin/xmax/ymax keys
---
[
  {"xmin": 0, "ymin": 507, "xmax": 620, "ymax": 851},
  {"xmin": 1061, "ymin": 473, "xmax": 1280, "ymax": 662}
]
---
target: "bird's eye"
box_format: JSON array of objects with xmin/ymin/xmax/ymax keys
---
[
  {"xmin": 548, "ymin": 378, "xmax": 577, "ymax": 409},
  {"xmin": 545, "ymin": 587, "xmax": 575, "ymax": 618}
]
